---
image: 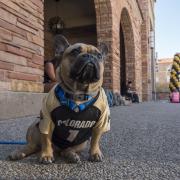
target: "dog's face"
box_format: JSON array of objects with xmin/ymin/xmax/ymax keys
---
[{"xmin": 56, "ymin": 36, "xmax": 108, "ymax": 94}]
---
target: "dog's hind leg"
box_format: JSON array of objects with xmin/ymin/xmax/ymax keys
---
[
  {"xmin": 8, "ymin": 143, "xmax": 39, "ymax": 160},
  {"xmin": 8, "ymin": 121, "xmax": 41, "ymax": 160}
]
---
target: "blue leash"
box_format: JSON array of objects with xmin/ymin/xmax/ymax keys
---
[
  {"xmin": 0, "ymin": 86, "xmax": 97, "ymax": 145},
  {"xmin": 0, "ymin": 141, "xmax": 27, "ymax": 145}
]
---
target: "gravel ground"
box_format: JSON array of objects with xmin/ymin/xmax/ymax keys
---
[{"xmin": 0, "ymin": 101, "xmax": 180, "ymax": 180}]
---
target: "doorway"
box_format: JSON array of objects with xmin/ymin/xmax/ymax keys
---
[
  {"xmin": 44, "ymin": 0, "xmax": 97, "ymax": 60},
  {"xmin": 120, "ymin": 24, "xmax": 126, "ymax": 96}
]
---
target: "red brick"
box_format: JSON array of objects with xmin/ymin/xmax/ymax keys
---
[
  {"xmin": 0, "ymin": 1, "xmax": 27, "ymax": 25},
  {"xmin": 12, "ymin": 36, "xmax": 43, "ymax": 55},
  {"xmin": 27, "ymin": 33, "xmax": 44, "ymax": 47},
  {"xmin": 32, "ymin": 54, "xmax": 44, "ymax": 65},
  {"xmin": 27, "ymin": 61, "xmax": 43, "ymax": 69},
  {"xmin": 13, "ymin": 1, "xmax": 42, "ymax": 19},
  {"xmin": 0, "ymin": 51, "xmax": 27, "ymax": 66},
  {"xmin": 14, "ymin": 65, "xmax": 43, "ymax": 76},
  {"xmin": 0, "ymin": 0, "xmax": 20, "ymax": 13},
  {"xmin": 16, "ymin": 21, "xmax": 37, "ymax": 35},
  {"xmin": 0, "ymin": 42, "xmax": 6, "ymax": 51},
  {"xmin": 30, "ymin": 0, "xmax": 43, "ymax": 9},
  {"xmin": 0, "ymin": 27, "xmax": 12, "ymax": 41},
  {"xmin": 0, "ymin": 2, "xmax": 43, "ymax": 30},
  {"xmin": 0, "ymin": 8, "xmax": 17, "ymax": 25},
  {"xmin": 32, "ymin": 35, "xmax": 44, "ymax": 47},
  {"xmin": 5, "ymin": 44, "xmax": 33, "ymax": 59},
  {"xmin": 0, "ymin": 61, "xmax": 14, "ymax": 71},
  {"xmin": 0, "ymin": 19, "xmax": 27, "ymax": 38},
  {"xmin": 7, "ymin": 71, "xmax": 40, "ymax": 81},
  {"xmin": 0, "ymin": 70, "xmax": 5, "ymax": 81},
  {"xmin": 17, "ymin": 18, "xmax": 38, "ymax": 31},
  {"xmin": 23, "ymin": 1, "xmax": 39, "ymax": 11}
]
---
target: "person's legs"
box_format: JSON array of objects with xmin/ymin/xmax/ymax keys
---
[
  {"xmin": 126, "ymin": 92, "xmax": 133, "ymax": 101},
  {"xmin": 132, "ymin": 93, "xmax": 139, "ymax": 103}
]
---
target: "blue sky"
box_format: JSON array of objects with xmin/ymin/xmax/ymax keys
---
[{"xmin": 155, "ymin": 0, "xmax": 180, "ymax": 59}]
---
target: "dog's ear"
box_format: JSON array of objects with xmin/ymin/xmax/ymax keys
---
[
  {"xmin": 98, "ymin": 42, "xmax": 108, "ymax": 59},
  {"xmin": 54, "ymin": 35, "xmax": 70, "ymax": 57}
]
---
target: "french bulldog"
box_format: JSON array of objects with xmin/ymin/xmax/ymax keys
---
[{"xmin": 8, "ymin": 36, "xmax": 110, "ymax": 164}]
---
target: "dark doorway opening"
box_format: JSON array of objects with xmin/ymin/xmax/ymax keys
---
[
  {"xmin": 120, "ymin": 24, "xmax": 126, "ymax": 96},
  {"xmin": 44, "ymin": 0, "xmax": 97, "ymax": 60},
  {"xmin": 43, "ymin": 0, "xmax": 97, "ymax": 92}
]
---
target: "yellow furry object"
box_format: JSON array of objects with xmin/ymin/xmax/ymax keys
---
[{"xmin": 169, "ymin": 53, "xmax": 180, "ymax": 92}]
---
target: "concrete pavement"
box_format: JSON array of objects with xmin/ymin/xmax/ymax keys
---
[{"xmin": 0, "ymin": 102, "xmax": 180, "ymax": 179}]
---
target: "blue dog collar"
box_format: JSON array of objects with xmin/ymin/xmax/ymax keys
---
[{"xmin": 55, "ymin": 85, "xmax": 98, "ymax": 112}]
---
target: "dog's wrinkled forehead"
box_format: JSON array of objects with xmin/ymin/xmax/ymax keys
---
[{"xmin": 64, "ymin": 43, "xmax": 101, "ymax": 57}]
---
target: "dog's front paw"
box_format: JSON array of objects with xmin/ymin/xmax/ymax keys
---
[
  {"xmin": 7, "ymin": 151, "xmax": 26, "ymax": 161},
  {"xmin": 89, "ymin": 150, "xmax": 104, "ymax": 162},
  {"xmin": 39, "ymin": 154, "xmax": 55, "ymax": 164},
  {"xmin": 61, "ymin": 151, "xmax": 81, "ymax": 163}
]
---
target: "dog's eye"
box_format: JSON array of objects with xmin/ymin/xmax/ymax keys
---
[
  {"xmin": 70, "ymin": 47, "xmax": 81, "ymax": 56},
  {"xmin": 97, "ymin": 53, "xmax": 102, "ymax": 60}
]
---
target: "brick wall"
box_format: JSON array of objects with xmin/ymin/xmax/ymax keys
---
[
  {"xmin": 0, "ymin": 0, "xmax": 44, "ymax": 92},
  {"xmin": 0, "ymin": 0, "xmax": 155, "ymax": 101},
  {"xmin": 95, "ymin": 0, "xmax": 143, "ymax": 100},
  {"xmin": 138, "ymin": 0, "xmax": 155, "ymax": 101},
  {"xmin": 95, "ymin": 0, "xmax": 113, "ymax": 90},
  {"xmin": 156, "ymin": 59, "xmax": 173, "ymax": 95}
]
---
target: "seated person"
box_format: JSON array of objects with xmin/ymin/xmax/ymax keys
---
[
  {"xmin": 125, "ymin": 81, "xmax": 139, "ymax": 103},
  {"xmin": 44, "ymin": 57, "xmax": 60, "ymax": 93},
  {"xmin": 44, "ymin": 35, "xmax": 69, "ymax": 93}
]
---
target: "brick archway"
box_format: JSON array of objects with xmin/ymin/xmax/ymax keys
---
[{"xmin": 120, "ymin": 8, "xmax": 136, "ymax": 91}]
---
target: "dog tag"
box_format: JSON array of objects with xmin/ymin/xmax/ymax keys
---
[{"xmin": 74, "ymin": 107, "xmax": 79, "ymax": 112}]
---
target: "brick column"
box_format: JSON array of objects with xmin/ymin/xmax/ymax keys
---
[
  {"xmin": 94, "ymin": 0, "xmax": 113, "ymax": 90},
  {"xmin": 138, "ymin": 0, "xmax": 153, "ymax": 101},
  {"xmin": 0, "ymin": 0, "xmax": 44, "ymax": 92}
]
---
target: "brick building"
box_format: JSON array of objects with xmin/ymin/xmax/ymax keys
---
[
  {"xmin": 156, "ymin": 58, "xmax": 173, "ymax": 100},
  {"xmin": 0, "ymin": 0, "xmax": 156, "ymax": 119}
]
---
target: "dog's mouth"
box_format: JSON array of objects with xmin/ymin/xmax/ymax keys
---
[{"xmin": 70, "ymin": 54, "xmax": 100, "ymax": 83}]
